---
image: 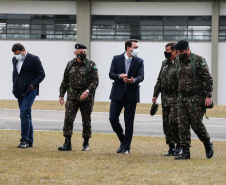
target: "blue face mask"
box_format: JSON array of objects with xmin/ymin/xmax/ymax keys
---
[
  {"xmin": 130, "ymin": 48, "xmax": 139, "ymax": 57},
  {"xmin": 15, "ymin": 52, "xmax": 24, "ymax": 61}
]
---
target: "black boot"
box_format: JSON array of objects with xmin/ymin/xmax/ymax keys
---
[
  {"xmin": 175, "ymin": 146, "xmax": 190, "ymax": 160},
  {"xmin": 174, "ymin": 144, "xmax": 183, "ymax": 156},
  {"xmin": 58, "ymin": 136, "xmax": 72, "ymax": 151},
  {"xmin": 204, "ymin": 140, "xmax": 214, "ymax": 159},
  {"xmin": 82, "ymin": 138, "xmax": 89, "ymax": 151},
  {"xmin": 163, "ymin": 144, "xmax": 175, "ymax": 156}
]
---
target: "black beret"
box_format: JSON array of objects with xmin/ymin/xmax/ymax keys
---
[
  {"xmin": 75, "ymin": 44, "xmax": 87, "ymax": 49},
  {"xmin": 175, "ymin": 40, "xmax": 189, "ymax": 50}
]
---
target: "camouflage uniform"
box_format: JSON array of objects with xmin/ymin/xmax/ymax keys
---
[
  {"xmin": 177, "ymin": 52, "xmax": 213, "ymax": 146},
  {"xmin": 59, "ymin": 58, "xmax": 99, "ymax": 139},
  {"xmin": 153, "ymin": 58, "xmax": 180, "ymax": 145}
]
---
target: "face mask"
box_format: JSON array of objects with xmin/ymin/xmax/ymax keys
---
[
  {"xmin": 77, "ymin": 53, "xmax": 86, "ymax": 61},
  {"xmin": 164, "ymin": 51, "xmax": 172, "ymax": 59},
  {"xmin": 130, "ymin": 48, "xmax": 139, "ymax": 57},
  {"xmin": 15, "ymin": 53, "xmax": 23, "ymax": 61},
  {"xmin": 179, "ymin": 53, "xmax": 188, "ymax": 60}
]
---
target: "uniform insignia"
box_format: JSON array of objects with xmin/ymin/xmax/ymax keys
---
[
  {"xmin": 93, "ymin": 65, "xmax": 97, "ymax": 70},
  {"xmin": 201, "ymin": 61, "xmax": 207, "ymax": 66}
]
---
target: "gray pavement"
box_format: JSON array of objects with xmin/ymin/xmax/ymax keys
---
[{"xmin": 0, "ymin": 109, "xmax": 226, "ymax": 141}]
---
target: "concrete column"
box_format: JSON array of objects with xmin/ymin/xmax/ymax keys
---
[
  {"xmin": 211, "ymin": 2, "xmax": 219, "ymax": 104},
  {"xmin": 76, "ymin": 0, "xmax": 91, "ymax": 58}
]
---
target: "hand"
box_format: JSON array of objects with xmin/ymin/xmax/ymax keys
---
[
  {"xmin": 119, "ymin": 73, "xmax": 128, "ymax": 79},
  {"xmin": 205, "ymin": 97, "xmax": 212, "ymax": 107},
  {"xmin": 123, "ymin": 77, "xmax": 135, "ymax": 83},
  {"xmin": 80, "ymin": 91, "xmax": 89, "ymax": 100},
  {"xmin": 59, "ymin": 97, "xmax": 64, "ymax": 105},
  {"xmin": 30, "ymin": 85, "xmax": 34, "ymax": 90},
  {"xmin": 152, "ymin": 97, "xmax": 157, "ymax": 104}
]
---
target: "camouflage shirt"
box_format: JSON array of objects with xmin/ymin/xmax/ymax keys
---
[
  {"xmin": 153, "ymin": 58, "xmax": 178, "ymax": 106},
  {"xmin": 177, "ymin": 52, "xmax": 213, "ymax": 97},
  {"xmin": 59, "ymin": 58, "xmax": 99, "ymax": 100}
]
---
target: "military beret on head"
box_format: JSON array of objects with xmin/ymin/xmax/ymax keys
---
[
  {"xmin": 75, "ymin": 44, "xmax": 87, "ymax": 49},
  {"xmin": 175, "ymin": 40, "xmax": 189, "ymax": 50}
]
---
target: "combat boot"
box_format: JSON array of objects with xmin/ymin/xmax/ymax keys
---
[
  {"xmin": 174, "ymin": 144, "xmax": 183, "ymax": 156},
  {"xmin": 58, "ymin": 136, "xmax": 72, "ymax": 151},
  {"xmin": 175, "ymin": 146, "xmax": 190, "ymax": 160},
  {"xmin": 81, "ymin": 138, "xmax": 89, "ymax": 151},
  {"xmin": 204, "ymin": 140, "xmax": 214, "ymax": 159},
  {"xmin": 163, "ymin": 143, "xmax": 175, "ymax": 156}
]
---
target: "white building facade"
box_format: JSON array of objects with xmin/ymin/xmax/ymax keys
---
[{"xmin": 0, "ymin": 0, "xmax": 225, "ymax": 105}]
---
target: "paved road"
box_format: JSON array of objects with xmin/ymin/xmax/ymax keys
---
[{"xmin": 0, "ymin": 109, "xmax": 225, "ymax": 141}]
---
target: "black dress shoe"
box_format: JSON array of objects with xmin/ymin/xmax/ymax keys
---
[
  {"xmin": 204, "ymin": 140, "xmax": 214, "ymax": 159},
  {"xmin": 28, "ymin": 143, "xmax": 33, "ymax": 147},
  {"xmin": 117, "ymin": 143, "xmax": 124, "ymax": 153},
  {"xmin": 122, "ymin": 150, "xmax": 130, "ymax": 154}
]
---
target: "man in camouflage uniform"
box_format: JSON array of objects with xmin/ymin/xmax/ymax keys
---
[
  {"xmin": 175, "ymin": 40, "xmax": 214, "ymax": 160},
  {"xmin": 58, "ymin": 44, "xmax": 99, "ymax": 151},
  {"xmin": 152, "ymin": 43, "xmax": 181, "ymax": 156}
]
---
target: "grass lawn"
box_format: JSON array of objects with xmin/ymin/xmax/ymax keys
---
[
  {"xmin": 0, "ymin": 130, "xmax": 225, "ymax": 184},
  {"xmin": 0, "ymin": 100, "xmax": 226, "ymax": 118}
]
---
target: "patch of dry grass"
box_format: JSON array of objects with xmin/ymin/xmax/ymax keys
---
[
  {"xmin": 0, "ymin": 130, "xmax": 225, "ymax": 184},
  {"xmin": 0, "ymin": 100, "xmax": 225, "ymax": 118}
]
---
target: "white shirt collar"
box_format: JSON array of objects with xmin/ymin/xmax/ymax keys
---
[{"xmin": 124, "ymin": 52, "xmax": 133, "ymax": 61}]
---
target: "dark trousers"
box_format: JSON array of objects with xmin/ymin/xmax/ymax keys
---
[
  {"xmin": 63, "ymin": 99, "xmax": 94, "ymax": 138},
  {"xmin": 109, "ymin": 95, "xmax": 137, "ymax": 151},
  {"xmin": 18, "ymin": 89, "xmax": 37, "ymax": 143}
]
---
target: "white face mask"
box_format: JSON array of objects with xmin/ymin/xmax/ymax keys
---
[
  {"xmin": 15, "ymin": 52, "xmax": 24, "ymax": 61},
  {"xmin": 130, "ymin": 48, "xmax": 139, "ymax": 57}
]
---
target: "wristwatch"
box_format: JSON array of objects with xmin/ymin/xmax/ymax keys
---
[{"xmin": 86, "ymin": 90, "xmax": 90, "ymax": 93}]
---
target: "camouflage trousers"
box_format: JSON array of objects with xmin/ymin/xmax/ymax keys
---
[
  {"xmin": 178, "ymin": 96, "xmax": 210, "ymax": 146},
  {"xmin": 162, "ymin": 105, "xmax": 180, "ymax": 145},
  {"xmin": 63, "ymin": 99, "xmax": 94, "ymax": 138}
]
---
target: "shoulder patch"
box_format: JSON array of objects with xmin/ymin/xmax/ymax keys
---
[
  {"xmin": 201, "ymin": 61, "xmax": 207, "ymax": 67},
  {"xmin": 201, "ymin": 58, "xmax": 207, "ymax": 67},
  {"xmin": 93, "ymin": 65, "xmax": 98, "ymax": 70}
]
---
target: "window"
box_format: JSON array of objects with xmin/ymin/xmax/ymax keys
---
[
  {"xmin": 0, "ymin": 14, "xmax": 76, "ymax": 40},
  {"xmin": 92, "ymin": 16, "xmax": 211, "ymax": 41},
  {"xmin": 219, "ymin": 16, "xmax": 226, "ymax": 41}
]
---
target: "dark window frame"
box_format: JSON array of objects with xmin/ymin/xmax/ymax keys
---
[
  {"xmin": 91, "ymin": 15, "xmax": 212, "ymax": 41},
  {"xmin": 0, "ymin": 14, "xmax": 77, "ymax": 40}
]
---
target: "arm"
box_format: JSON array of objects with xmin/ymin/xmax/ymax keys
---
[
  {"xmin": 153, "ymin": 64, "xmax": 163, "ymax": 99},
  {"xmin": 197, "ymin": 58, "xmax": 213, "ymax": 98},
  {"xmin": 109, "ymin": 56, "xmax": 124, "ymax": 81},
  {"xmin": 197, "ymin": 58, "xmax": 213, "ymax": 106},
  {"xmin": 80, "ymin": 61, "xmax": 99, "ymax": 100},
  {"xmin": 31, "ymin": 56, "xmax": 45, "ymax": 87},
  {"xmin": 59, "ymin": 63, "xmax": 70, "ymax": 98},
  {"xmin": 86, "ymin": 61, "xmax": 99, "ymax": 92},
  {"xmin": 132, "ymin": 59, "xmax": 144, "ymax": 84}
]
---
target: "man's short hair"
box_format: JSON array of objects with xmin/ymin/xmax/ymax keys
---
[
  {"xmin": 125, "ymin": 39, "xmax": 138, "ymax": 51},
  {"xmin": 165, "ymin": 42, "xmax": 176, "ymax": 51},
  {"xmin": 12, "ymin": 43, "xmax": 25, "ymax": 52}
]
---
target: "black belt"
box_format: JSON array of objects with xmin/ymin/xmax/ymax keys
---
[
  {"xmin": 179, "ymin": 91, "xmax": 205, "ymax": 97},
  {"xmin": 68, "ymin": 87, "xmax": 84, "ymax": 95}
]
